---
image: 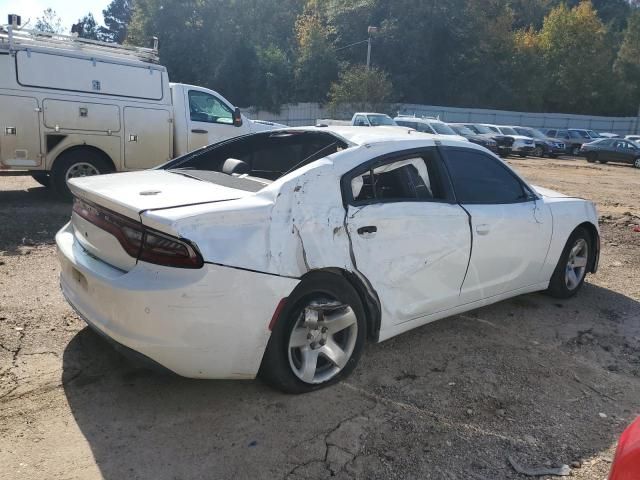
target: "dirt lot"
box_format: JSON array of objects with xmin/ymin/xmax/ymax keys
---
[{"xmin": 1, "ymin": 157, "xmax": 639, "ymax": 480}]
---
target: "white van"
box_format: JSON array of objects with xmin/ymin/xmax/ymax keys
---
[{"xmin": 0, "ymin": 21, "xmax": 282, "ymax": 196}]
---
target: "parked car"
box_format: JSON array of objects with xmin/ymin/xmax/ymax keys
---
[
  {"xmin": 609, "ymin": 417, "xmax": 640, "ymax": 480},
  {"xmin": 543, "ymin": 129, "xmax": 589, "ymax": 156},
  {"xmin": 599, "ymin": 132, "xmax": 620, "ymax": 139},
  {"xmin": 448, "ymin": 124, "xmax": 498, "ymax": 153},
  {"xmin": 625, "ymin": 135, "xmax": 640, "ymax": 142},
  {"xmin": 394, "ymin": 116, "xmax": 468, "ymax": 142},
  {"xmin": 581, "ymin": 138, "xmax": 640, "ymax": 168},
  {"xmin": 461, "ymin": 123, "xmax": 514, "ymax": 157},
  {"xmin": 318, "ymin": 113, "xmax": 399, "ymax": 127},
  {"xmin": 0, "ymin": 24, "xmax": 281, "ymax": 197},
  {"xmin": 57, "ymin": 126, "xmax": 600, "ymax": 393},
  {"xmin": 482, "ymin": 124, "xmax": 535, "ymax": 157},
  {"xmin": 512, "ymin": 126, "xmax": 565, "ymax": 158}
]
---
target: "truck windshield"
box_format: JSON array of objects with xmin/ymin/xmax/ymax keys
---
[{"xmin": 367, "ymin": 114, "xmax": 396, "ymax": 126}]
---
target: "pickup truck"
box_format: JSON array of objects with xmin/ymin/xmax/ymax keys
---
[
  {"xmin": 0, "ymin": 23, "xmax": 283, "ymax": 197},
  {"xmin": 318, "ymin": 112, "xmax": 399, "ymax": 127}
]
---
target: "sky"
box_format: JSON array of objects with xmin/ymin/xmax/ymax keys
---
[{"xmin": 0, "ymin": 0, "xmax": 108, "ymax": 32}]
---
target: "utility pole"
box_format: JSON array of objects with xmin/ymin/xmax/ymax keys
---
[{"xmin": 366, "ymin": 26, "xmax": 378, "ymax": 70}]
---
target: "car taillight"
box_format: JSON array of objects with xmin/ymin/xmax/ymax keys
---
[{"xmin": 73, "ymin": 198, "xmax": 203, "ymax": 269}]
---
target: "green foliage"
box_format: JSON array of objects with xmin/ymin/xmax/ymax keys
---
[
  {"xmin": 73, "ymin": 14, "xmax": 101, "ymax": 41},
  {"xmin": 34, "ymin": 8, "xmax": 64, "ymax": 34},
  {"xmin": 328, "ymin": 65, "xmax": 393, "ymax": 113},
  {"xmin": 92, "ymin": 0, "xmax": 640, "ymax": 115}
]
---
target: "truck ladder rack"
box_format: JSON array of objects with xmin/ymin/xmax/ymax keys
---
[{"xmin": 0, "ymin": 26, "xmax": 159, "ymax": 64}]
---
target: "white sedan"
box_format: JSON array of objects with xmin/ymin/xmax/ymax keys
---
[{"xmin": 56, "ymin": 126, "xmax": 600, "ymax": 393}]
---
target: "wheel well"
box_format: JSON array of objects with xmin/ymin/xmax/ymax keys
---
[
  {"xmin": 576, "ymin": 222, "xmax": 599, "ymax": 273},
  {"xmin": 300, "ymin": 268, "xmax": 382, "ymax": 342},
  {"xmin": 51, "ymin": 145, "xmax": 115, "ymax": 172}
]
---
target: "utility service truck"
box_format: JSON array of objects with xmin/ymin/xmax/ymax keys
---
[{"xmin": 0, "ymin": 16, "xmax": 283, "ymax": 196}]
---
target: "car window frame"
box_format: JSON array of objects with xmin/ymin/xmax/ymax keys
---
[
  {"xmin": 341, "ymin": 147, "xmax": 456, "ymax": 207},
  {"xmin": 440, "ymin": 146, "xmax": 538, "ymax": 206}
]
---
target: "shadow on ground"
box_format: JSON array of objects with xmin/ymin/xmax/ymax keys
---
[{"xmin": 62, "ymin": 283, "xmax": 640, "ymax": 479}]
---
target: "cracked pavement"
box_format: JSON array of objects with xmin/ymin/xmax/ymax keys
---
[{"xmin": 1, "ymin": 157, "xmax": 640, "ymax": 479}]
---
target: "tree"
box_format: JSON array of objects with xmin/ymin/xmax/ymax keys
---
[
  {"xmin": 328, "ymin": 65, "xmax": 393, "ymax": 114},
  {"xmin": 72, "ymin": 13, "xmax": 101, "ymax": 41},
  {"xmin": 34, "ymin": 8, "xmax": 64, "ymax": 34},
  {"xmin": 614, "ymin": 11, "xmax": 640, "ymax": 111},
  {"xmin": 101, "ymin": 0, "xmax": 134, "ymax": 43},
  {"xmin": 255, "ymin": 46, "xmax": 293, "ymax": 112},
  {"xmin": 294, "ymin": 13, "xmax": 339, "ymax": 102}
]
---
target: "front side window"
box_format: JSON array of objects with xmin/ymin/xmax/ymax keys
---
[
  {"xmin": 444, "ymin": 149, "xmax": 530, "ymax": 204},
  {"xmin": 189, "ymin": 90, "xmax": 233, "ymax": 124},
  {"xmin": 430, "ymin": 122, "xmax": 456, "ymax": 135},
  {"xmin": 354, "ymin": 115, "xmax": 368, "ymax": 126},
  {"xmin": 350, "ymin": 154, "xmax": 445, "ymax": 203}
]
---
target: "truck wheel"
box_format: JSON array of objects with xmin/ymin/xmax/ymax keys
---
[
  {"xmin": 31, "ymin": 172, "xmax": 51, "ymax": 188},
  {"xmin": 51, "ymin": 149, "xmax": 114, "ymax": 200},
  {"xmin": 259, "ymin": 272, "xmax": 367, "ymax": 394}
]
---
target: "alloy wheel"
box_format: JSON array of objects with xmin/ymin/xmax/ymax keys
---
[
  {"xmin": 287, "ymin": 299, "xmax": 358, "ymax": 384},
  {"xmin": 565, "ymin": 238, "xmax": 588, "ymax": 291},
  {"xmin": 634, "ymin": 158, "xmax": 640, "ymax": 169},
  {"xmin": 65, "ymin": 162, "xmax": 100, "ymax": 181}
]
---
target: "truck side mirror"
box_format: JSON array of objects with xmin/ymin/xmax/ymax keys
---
[{"xmin": 233, "ymin": 107, "xmax": 243, "ymax": 127}]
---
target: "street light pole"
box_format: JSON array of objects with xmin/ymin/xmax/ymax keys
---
[{"xmin": 366, "ymin": 26, "xmax": 378, "ymax": 70}]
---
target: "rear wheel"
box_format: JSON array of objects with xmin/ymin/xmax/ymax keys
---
[
  {"xmin": 259, "ymin": 272, "xmax": 367, "ymax": 393},
  {"xmin": 547, "ymin": 227, "xmax": 592, "ymax": 299},
  {"xmin": 634, "ymin": 158, "xmax": 640, "ymax": 169},
  {"xmin": 30, "ymin": 172, "xmax": 50, "ymax": 188},
  {"xmin": 533, "ymin": 146, "xmax": 544, "ymax": 157},
  {"xmin": 571, "ymin": 145, "xmax": 581, "ymax": 156},
  {"xmin": 51, "ymin": 149, "xmax": 114, "ymax": 200}
]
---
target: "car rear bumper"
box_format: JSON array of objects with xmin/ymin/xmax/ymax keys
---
[{"xmin": 56, "ymin": 222, "xmax": 299, "ymax": 379}]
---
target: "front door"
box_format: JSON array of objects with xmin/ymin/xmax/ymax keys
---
[
  {"xmin": 441, "ymin": 147, "xmax": 552, "ymax": 303},
  {"xmin": 344, "ymin": 151, "xmax": 471, "ymax": 325},
  {"xmin": 186, "ymin": 88, "xmax": 243, "ymax": 151}
]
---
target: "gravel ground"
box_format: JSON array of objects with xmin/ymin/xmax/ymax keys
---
[{"xmin": 0, "ymin": 156, "xmax": 639, "ymax": 480}]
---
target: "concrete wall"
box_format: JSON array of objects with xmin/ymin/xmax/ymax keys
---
[{"xmin": 243, "ymin": 102, "xmax": 639, "ymax": 135}]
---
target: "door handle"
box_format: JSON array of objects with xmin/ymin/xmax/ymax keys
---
[
  {"xmin": 357, "ymin": 226, "xmax": 377, "ymax": 235},
  {"xmin": 475, "ymin": 224, "xmax": 490, "ymax": 236},
  {"xmin": 191, "ymin": 129, "xmax": 208, "ymax": 134}
]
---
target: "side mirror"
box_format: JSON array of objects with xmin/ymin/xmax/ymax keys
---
[{"xmin": 233, "ymin": 107, "xmax": 243, "ymax": 127}]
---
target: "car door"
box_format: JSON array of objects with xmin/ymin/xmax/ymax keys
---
[
  {"xmin": 619, "ymin": 141, "xmax": 639, "ymax": 164},
  {"xmin": 186, "ymin": 88, "xmax": 243, "ymax": 151},
  {"xmin": 344, "ymin": 149, "xmax": 471, "ymax": 325},
  {"xmin": 441, "ymin": 147, "xmax": 552, "ymax": 303}
]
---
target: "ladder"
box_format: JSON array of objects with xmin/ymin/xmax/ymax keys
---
[{"xmin": 0, "ymin": 25, "xmax": 160, "ymax": 64}]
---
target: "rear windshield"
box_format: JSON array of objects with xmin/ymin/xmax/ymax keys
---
[{"xmin": 162, "ymin": 131, "xmax": 347, "ymax": 189}]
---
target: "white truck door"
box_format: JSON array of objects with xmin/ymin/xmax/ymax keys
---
[
  {"xmin": 0, "ymin": 95, "xmax": 42, "ymax": 168},
  {"xmin": 124, "ymin": 107, "xmax": 173, "ymax": 170},
  {"xmin": 185, "ymin": 88, "xmax": 246, "ymax": 151},
  {"xmin": 344, "ymin": 152, "xmax": 471, "ymax": 325}
]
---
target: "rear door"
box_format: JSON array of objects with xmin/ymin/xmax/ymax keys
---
[
  {"xmin": 186, "ymin": 88, "xmax": 244, "ymax": 151},
  {"xmin": 344, "ymin": 149, "xmax": 471, "ymax": 324},
  {"xmin": 0, "ymin": 95, "xmax": 42, "ymax": 168},
  {"xmin": 441, "ymin": 147, "xmax": 552, "ymax": 303}
]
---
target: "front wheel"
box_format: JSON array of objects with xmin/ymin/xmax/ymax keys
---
[
  {"xmin": 259, "ymin": 272, "xmax": 367, "ymax": 393},
  {"xmin": 533, "ymin": 146, "xmax": 544, "ymax": 158},
  {"xmin": 634, "ymin": 158, "xmax": 640, "ymax": 169},
  {"xmin": 547, "ymin": 227, "xmax": 592, "ymax": 299},
  {"xmin": 571, "ymin": 145, "xmax": 581, "ymax": 156}
]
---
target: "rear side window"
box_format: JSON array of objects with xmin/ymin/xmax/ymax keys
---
[
  {"xmin": 349, "ymin": 153, "xmax": 446, "ymax": 204},
  {"xmin": 444, "ymin": 149, "xmax": 530, "ymax": 204}
]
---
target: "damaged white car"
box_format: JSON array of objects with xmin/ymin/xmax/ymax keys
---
[{"xmin": 56, "ymin": 127, "xmax": 600, "ymax": 393}]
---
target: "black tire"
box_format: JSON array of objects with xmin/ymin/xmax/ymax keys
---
[
  {"xmin": 549, "ymin": 154, "xmax": 558, "ymax": 159},
  {"xmin": 598, "ymin": 159, "xmax": 608, "ymax": 164},
  {"xmin": 51, "ymin": 149, "xmax": 114, "ymax": 200},
  {"xmin": 547, "ymin": 227, "xmax": 592, "ymax": 299},
  {"xmin": 30, "ymin": 172, "xmax": 51, "ymax": 188},
  {"xmin": 586, "ymin": 152, "xmax": 597, "ymax": 163},
  {"xmin": 634, "ymin": 158, "xmax": 640, "ymax": 169},
  {"xmin": 571, "ymin": 145, "xmax": 581, "ymax": 156},
  {"xmin": 259, "ymin": 271, "xmax": 367, "ymax": 394},
  {"xmin": 518, "ymin": 152, "xmax": 527, "ymax": 158},
  {"xmin": 533, "ymin": 146, "xmax": 544, "ymax": 158}
]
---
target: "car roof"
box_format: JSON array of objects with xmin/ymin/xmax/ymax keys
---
[
  {"xmin": 279, "ymin": 125, "xmax": 460, "ymax": 147},
  {"xmin": 394, "ymin": 116, "xmax": 444, "ymax": 124}
]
